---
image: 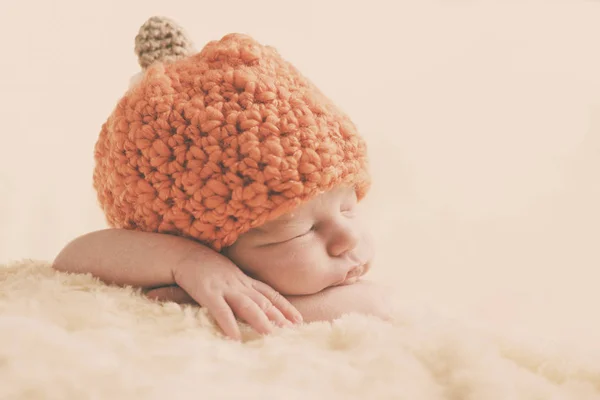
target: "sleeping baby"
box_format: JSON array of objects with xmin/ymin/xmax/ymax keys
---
[{"xmin": 53, "ymin": 17, "xmax": 392, "ymax": 340}]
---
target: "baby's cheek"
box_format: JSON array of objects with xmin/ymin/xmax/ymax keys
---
[
  {"xmin": 295, "ymin": 246, "xmax": 342, "ymax": 288},
  {"xmin": 256, "ymin": 251, "xmax": 305, "ymax": 291},
  {"xmin": 281, "ymin": 245, "xmax": 331, "ymax": 293}
]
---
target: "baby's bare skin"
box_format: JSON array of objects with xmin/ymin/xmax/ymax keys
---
[
  {"xmin": 149, "ymin": 280, "xmax": 392, "ymax": 324},
  {"xmin": 53, "ymin": 187, "xmax": 382, "ymax": 340},
  {"xmin": 225, "ymin": 187, "xmax": 374, "ymax": 295},
  {"xmin": 53, "ymin": 229, "xmax": 297, "ymax": 340}
]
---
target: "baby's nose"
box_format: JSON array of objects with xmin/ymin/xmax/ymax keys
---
[{"xmin": 327, "ymin": 223, "xmax": 360, "ymax": 257}]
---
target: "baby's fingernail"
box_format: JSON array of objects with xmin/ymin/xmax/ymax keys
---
[
  {"xmin": 294, "ymin": 315, "xmax": 303, "ymax": 324},
  {"xmin": 275, "ymin": 320, "xmax": 291, "ymax": 328}
]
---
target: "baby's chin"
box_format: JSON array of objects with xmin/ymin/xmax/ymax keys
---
[
  {"xmin": 266, "ymin": 261, "xmax": 373, "ymax": 296},
  {"xmin": 274, "ymin": 276, "xmax": 363, "ymax": 296}
]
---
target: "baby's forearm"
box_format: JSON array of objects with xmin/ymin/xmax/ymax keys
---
[{"xmin": 53, "ymin": 229, "xmax": 214, "ymax": 289}]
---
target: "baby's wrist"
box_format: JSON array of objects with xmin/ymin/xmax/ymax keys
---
[
  {"xmin": 172, "ymin": 246, "xmax": 206, "ymax": 286},
  {"xmin": 171, "ymin": 242, "xmax": 237, "ymax": 286}
]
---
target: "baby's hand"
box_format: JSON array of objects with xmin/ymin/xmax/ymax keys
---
[{"xmin": 167, "ymin": 253, "xmax": 303, "ymax": 340}]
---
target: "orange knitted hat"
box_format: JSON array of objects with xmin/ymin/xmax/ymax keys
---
[{"xmin": 93, "ymin": 17, "xmax": 370, "ymax": 251}]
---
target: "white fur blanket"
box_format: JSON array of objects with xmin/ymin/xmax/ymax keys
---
[{"xmin": 1, "ymin": 261, "xmax": 599, "ymax": 400}]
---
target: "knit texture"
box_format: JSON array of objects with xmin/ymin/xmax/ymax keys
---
[
  {"xmin": 94, "ymin": 18, "xmax": 370, "ymax": 251},
  {"xmin": 134, "ymin": 17, "xmax": 195, "ymax": 70}
]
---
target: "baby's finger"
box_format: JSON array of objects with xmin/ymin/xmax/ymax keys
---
[
  {"xmin": 253, "ymin": 280, "xmax": 303, "ymax": 324},
  {"xmin": 204, "ymin": 296, "xmax": 241, "ymax": 341},
  {"xmin": 245, "ymin": 290, "xmax": 291, "ymax": 328},
  {"xmin": 226, "ymin": 293, "xmax": 273, "ymax": 335}
]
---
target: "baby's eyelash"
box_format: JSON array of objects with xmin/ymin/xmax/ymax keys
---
[
  {"xmin": 299, "ymin": 225, "xmax": 315, "ymax": 237},
  {"xmin": 279, "ymin": 225, "xmax": 315, "ymax": 243}
]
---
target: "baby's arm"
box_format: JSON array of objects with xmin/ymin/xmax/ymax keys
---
[
  {"xmin": 53, "ymin": 229, "xmax": 210, "ymax": 289},
  {"xmin": 53, "ymin": 229, "xmax": 302, "ymax": 339}
]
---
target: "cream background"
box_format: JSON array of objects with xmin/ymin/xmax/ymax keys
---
[{"xmin": 1, "ymin": 0, "xmax": 598, "ymax": 342}]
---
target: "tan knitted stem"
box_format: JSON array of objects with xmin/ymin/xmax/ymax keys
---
[{"xmin": 134, "ymin": 16, "xmax": 195, "ymax": 69}]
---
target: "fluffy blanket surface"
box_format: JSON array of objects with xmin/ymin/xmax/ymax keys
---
[{"xmin": 1, "ymin": 260, "xmax": 599, "ymax": 400}]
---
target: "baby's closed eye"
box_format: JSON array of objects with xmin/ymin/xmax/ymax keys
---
[
  {"xmin": 256, "ymin": 223, "xmax": 315, "ymax": 246},
  {"xmin": 341, "ymin": 207, "xmax": 356, "ymax": 217},
  {"xmin": 340, "ymin": 201, "xmax": 357, "ymax": 217},
  {"xmin": 275, "ymin": 224, "xmax": 315, "ymax": 243}
]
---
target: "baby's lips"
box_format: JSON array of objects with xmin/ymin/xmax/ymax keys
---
[
  {"xmin": 360, "ymin": 262, "xmax": 371, "ymax": 276},
  {"xmin": 347, "ymin": 263, "xmax": 367, "ymax": 279},
  {"xmin": 334, "ymin": 265, "xmax": 364, "ymax": 286}
]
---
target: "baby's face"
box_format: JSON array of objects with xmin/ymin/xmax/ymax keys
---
[{"xmin": 224, "ymin": 187, "xmax": 374, "ymax": 296}]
